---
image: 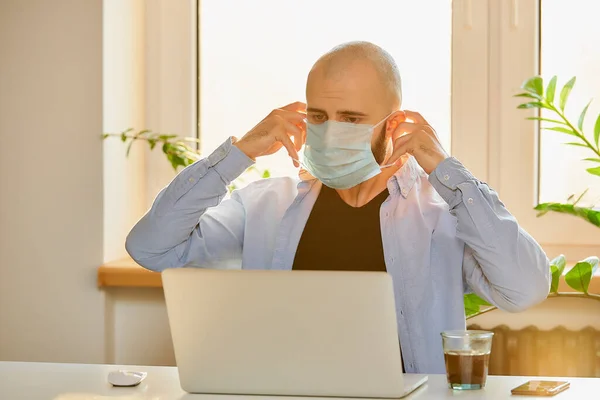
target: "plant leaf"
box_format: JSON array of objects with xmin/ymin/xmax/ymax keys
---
[
  {"xmin": 158, "ymin": 134, "xmax": 178, "ymax": 141},
  {"xmin": 549, "ymin": 254, "xmax": 567, "ymax": 293},
  {"xmin": 578, "ymin": 100, "xmax": 592, "ymax": 131},
  {"xmin": 523, "ymin": 76, "xmax": 544, "ymax": 96},
  {"xmin": 102, "ymin": 133, "xmax": 110, "ymax": 139},
  {"xmin": 526, "ymin": 117, "xmax": 566, "ymax": 125},
  {"xmin": 534, "ymin": 202, "xmax": 600, "ymax": 227},
  {"xmin": 594, "ymin": 113, "xmax": 600, "ymax": 148},
  {"xmin": 587, "ymin": 166, "xmax": 600, "ymax": 176},
  {"xmin": 126, "ymin": 140, "xmax": 135, "ymax": 156},
  {"xmin": 564, "ymin": 257, "xmax": 599, "ymax": 293},
  {"xmin": 543, "ymin": 126, "xmax": 578, "ymax": 136},
  {"xmin": 262, "ymin": 170, "xmax": 271, "ymax": 178},
  {"xmin": 572, "ymin": 189, "xmax": 589, "ymax": 206},
  {"xmin": 518, "ymin": 102, "xmax": 549, "ymax": 109},
  {"xmin": 546, "ymin": 76, "xmax": 557, "ymax": 104},
  {"xmin": 583, "ymin": 158, "xmax": 600, "ymax": 162},
  {"xmin": 148, "ymin": 139, "xmax": 157, "ymax": 150},
  {"xmin": 166, "ymin": 153, "xmax": 188, "ymax": 170},
  {"xmin": 565, "ymin": 142, "xmax": 589, "ymax": 148},
  {"xmin": 559, "ymin": 77, "xmax": 576, "ymax": 111},
  {"xmin": 515, "ymin": 93, "xmax": 542, "ymax": 100},
  {"xmin": 463, "ymin": 293, "xmax": 492, "ymax": 318},
  {"xmin": 120, "ymin": 132, "xmax": 127, "ymax": 142}
]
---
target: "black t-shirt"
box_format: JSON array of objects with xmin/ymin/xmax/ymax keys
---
[{"xmin": 292, "ymin": 184, "xmax": 389, "ymax": 272}]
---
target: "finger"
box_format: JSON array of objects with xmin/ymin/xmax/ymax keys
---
[
  {"xmin": 280, "ymin": 101, "xmax": 307, "ymax": 113},
  {"xmin": 275, "ymin": 131, "xmax": 300, "ymax": 167},
  {"xmin": 281, "ymin": 119, "xmax": 305, "ymax": 152},
  {"xmin": 392, "ymin": 121, "xmax": 418, "ymax": 141},
  {"xmin": 272, "ymin": 109, "xmax": 307, "ymax": 122},
  {"xmin": 402, "ymin": 110, "xmax": 429, "ymax": 125},
  {"xmin": 276, "ymin": 115, "xmax": 302, "ymax": 135},
  {"xmin": 388, "ymin": 134, "xmax": 413, "ymax": 164}
]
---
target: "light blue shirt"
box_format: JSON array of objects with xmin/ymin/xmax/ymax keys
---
[{"xmin": 126, "ymin": 137, "xmax": 551, "ymax": 374}]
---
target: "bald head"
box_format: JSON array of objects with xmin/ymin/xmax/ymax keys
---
[{"xmin": 310, "ymin": 41, "xmax": 402, "ymax": 108}]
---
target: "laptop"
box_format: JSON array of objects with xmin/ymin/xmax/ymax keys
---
[{"xmin": 162, "ymin": 268, "xmax": 428, "ymax": 398}]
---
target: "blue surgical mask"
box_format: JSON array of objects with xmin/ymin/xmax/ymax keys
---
[{"xmin": 302, "ymin": 115, "xmax": 393, "ymax": 189}]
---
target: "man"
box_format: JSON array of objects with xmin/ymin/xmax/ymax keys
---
[{"xmin": 126, "ymin": 41, "xmax": 550, "ymax": 374}]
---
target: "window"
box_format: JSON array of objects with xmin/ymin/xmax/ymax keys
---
[
  {"xmin": 487, "ymin": 0, "xmax": 600, "ymax": 259},
  {"xmin": 199, "ymin": 0, "xmax": 452, "ymax": 179},
  {"xmin": 539, "ymin": 0, "xmax": 600, "ymax": 205}
]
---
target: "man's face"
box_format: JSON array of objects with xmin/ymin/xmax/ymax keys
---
[{"xmin": 305, "ymin": 60, "xmax": 394, "ymax": 164}]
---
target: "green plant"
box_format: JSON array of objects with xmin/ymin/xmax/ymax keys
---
[
  {"xmin": 103, "ymin": 128, "xmax": 270, "ymax": 192},
  {"xmin": 465, "ymin": 75, "xmax": 600, "ymax": 319},
  {"xmin": 515, "ymin": 75, "xmax": 600, "ymax": 227}
]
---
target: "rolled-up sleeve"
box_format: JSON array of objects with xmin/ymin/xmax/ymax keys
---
[{"xmin": 429, "ymin": 157, "xmax": 551, "ymax": 312}]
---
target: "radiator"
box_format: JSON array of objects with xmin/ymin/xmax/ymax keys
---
[{"xmin": 467, "ymin": 324, "xmax": 600, "ymax": 377}]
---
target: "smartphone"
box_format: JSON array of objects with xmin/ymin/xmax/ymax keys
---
[{"xmin": 511, "ymin": 380, "xmax": 570, "ymax": 396}]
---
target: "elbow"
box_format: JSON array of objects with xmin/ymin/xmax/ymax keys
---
[
  {"xmin": 125, "ymin": 230, "xmax": 167, "ymax": 273},
  {"xmin": 501, "ymin": 237, "xmax": 551, "ymax": 313},
  {"xmin": 496, "ymin": 286, "xmax": 549, "ymax": 313},
  {"xmin": 495, "ymin": 259, "xmax": 551, "ymax": 313}
]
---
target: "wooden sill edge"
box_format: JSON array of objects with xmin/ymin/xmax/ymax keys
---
[
  {"xmin": 98, "ymin": 257, "xmax": 162, "ymax": 288},
  {"xmin": 98, "ymin": 257, "xmax": 600, "ymax": 293}
]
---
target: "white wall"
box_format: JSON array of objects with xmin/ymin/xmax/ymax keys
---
[
  {"xmin": 105, "ymin": 288, "xmax": 175, "ymax": 366},
  {"xmin": 103, "ymin": 0, "xmax": 147, "ymax": 262},
  {"xmin": 0, "ymin": 0, "xmax": 105, "ymax": 363}
]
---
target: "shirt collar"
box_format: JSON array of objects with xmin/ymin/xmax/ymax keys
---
[{"xmin": 387, "ymin": 156, "xmax": 422, "ymax": 198}]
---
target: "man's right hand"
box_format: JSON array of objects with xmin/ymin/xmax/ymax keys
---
[{"xmin": 234, "ymin": 102, "xmax": 306, "ymax": 167}]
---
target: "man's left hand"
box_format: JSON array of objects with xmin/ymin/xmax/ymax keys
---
[{"xmin": 388, "ymin": 110, "xmax": 449, "ymax": 174}]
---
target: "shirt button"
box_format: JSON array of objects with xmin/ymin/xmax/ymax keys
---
[
  {"xmin": 443, "ymin": 174, "xmax": 450, "ymax": 181},
  {"xmin": 401, "ymin": 189, "xmax": 408, "ymax": 196},
  {"xmin": 389, "ymin": 257, "xmax": 395, "ymax": 263},
  {"xmin": 188, "ymin": 178, "xmax": 195, "ymax": 183},
  {"xmin": 385, "ymin": 212, "xmax": 390, "ymax": 217},
  {"xmin": 468, "ymin": 198, "xmax": 474, "ymax": 204}
]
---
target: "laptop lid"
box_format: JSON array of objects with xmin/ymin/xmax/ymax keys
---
[{"xmin": 162, "ymin": 269, "xmax": 409, "ymax": 397}]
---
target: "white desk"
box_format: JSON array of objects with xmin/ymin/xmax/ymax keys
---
[{"xmin": 0, "ymin": 361, "xmax": 598, "ymax": 400}]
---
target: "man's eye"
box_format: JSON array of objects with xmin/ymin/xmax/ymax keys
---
[
  {"xmin": 341, "ymin": 116, "xmax": 360, "ymax": 124},
  {"xmin": 310, "ymin": 114, "xmax": 326, "ymax": 123}
]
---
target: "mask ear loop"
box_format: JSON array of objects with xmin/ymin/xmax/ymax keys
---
[
  {"xmin": 291, "ymin": 157, "xmax": 309, "ymax": 170},
  {"xmin": 376, "ymin": 111, "xmax": 403, "ymax": 169}
]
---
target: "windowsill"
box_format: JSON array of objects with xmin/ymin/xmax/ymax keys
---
[
  {"xmin": 98, "ymin": 257, "xmax": 600, "ymax": 293},
  {"xmin": 98, "ymin": 257, "xmax": 161, "ymax": 288}
]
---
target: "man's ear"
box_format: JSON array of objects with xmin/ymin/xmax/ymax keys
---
[{"xmin": 385, "ymin": 110, "xmax": 406, "ymax": 137}]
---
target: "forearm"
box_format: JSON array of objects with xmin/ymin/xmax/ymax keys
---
[
  {"xmin": 429, "ymin": 157, "xmax": 550, "ymax": 311},
  {"xmin": 126, "ymin": 138, "xmax": 253, "ymax": 271}
]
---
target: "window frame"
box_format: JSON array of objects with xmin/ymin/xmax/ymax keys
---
[{"xmin": 482, "ymin": 0, "xmax": 600, "ymax": 260}]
